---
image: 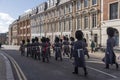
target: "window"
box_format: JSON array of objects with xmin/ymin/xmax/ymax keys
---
[
  {"xmin": 84, "ymin": 0, "xmax": 88, "ymax": 7},
  {"xmin": 84, "ymin": 16, "xmax": 88, "ymax": 29},
  {"xmin": 66, "ymin": 5, "xmax": 68, "ymax": 14},
  {"xmin": 92, "ymin": 0, "xmax": 97, "ymax": 5},
  {"xmin": 69, "ymin": 19, "xmax": 72, "ymax": 31},
  {"xmin": 110, "ymin": 2, "xmax": 118, "ymax": 20},
  {"xmin": 64, "ymin": 21, "xmax": 66, "ymax": 31},
  {"xmin": 64, "ymin": 7, "xmax": 66, "ymax": 15},
  {"xmin": 50, "ymin": 0, "xmax": 54, "ymax": 6},
  {"xmin": 92, "ymin": 13, "xmax": 97, "ymax": 28},
  {"xmin": 76, "ymin": 17, "xmax": 81, "ymax": 30},
  {"xmin": 77, "ymin": 0, "xmax": 81, "ymax": 10},
  {"xmin": 54, "ymin": 23, "xmax": 56, "ymax": 32},
  {"xmin": 48, "ymin": 24, "xmax": 50, "ymax": 32},
  {"xmin": 69, "ymin": 4, "xmax": 72, "ymax": 12},
  {"xmin": 51, "ymin": 24, "xmax": 52, "ymax": 32},
  {"xmin": 94, "ymin": 34, "xmax": 98, "ymax": 43},
  {"xmin": 59, "ymin": 22, "xmax": 61, "ymax": 32}
]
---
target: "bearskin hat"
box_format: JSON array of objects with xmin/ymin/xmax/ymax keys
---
[
  {"xmin": 22, "ymin": 40, "xmax": 25, "ymax": 44},
  {"xmin": 35, "ymin": 37, "xmax": 39, "ymax": 42},
  {"xmin": 46, "ymin": 38, "xmax": 50, "ymax": 42},
  {"xmin": 107, "ymin": 27, "xmax": 115, "ymax": 37},
  {"xmin": 27, "ymin": 39, "xmax": 30, "ymax": 43},
  {"xmin": 55, "ymin": 37, "xmax": 60, "ymax": 42},
  {"xmin": 41, "ymin": 37, "xmax": 46, "ymax": 42},
  {"xmin": 32, "ymin": 38, "xmax": 35, "ymax": 43},
  {"xmin": 70, "ymin": 37, "xmax": 75, "ymax": 41},
  {"xmin": 75, "ymin": 30, "xmax": 83, "ymax": 40}
]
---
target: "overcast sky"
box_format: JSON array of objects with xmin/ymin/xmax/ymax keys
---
[{"xmin": 0, "ymin": 0, "xmax": 47, "ymax": 33}]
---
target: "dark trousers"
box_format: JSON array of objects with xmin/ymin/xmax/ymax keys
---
[
  {"xmin": 106, "ymin": 63, "xmax": 119, "ymax": 69},
  {"xmin": 73, "ymin": 66, "xmax": 87, "ymax": 74}
]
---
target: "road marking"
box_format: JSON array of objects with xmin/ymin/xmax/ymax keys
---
[
  {"xmin": 0, "ymin": 53, "xmax": 15, "ymax": 80},
  {"xmin": 87, "ymin": 66, "xmax": 118, "ymax": 79},
  {"xmin": 11, "ymin": 59, "xmax": 22, "ymax": 80},
  {"xmin": 86, "ymin": 60, "xmax": 104, "ymax": 64},
  {"xmin": 69, "ymin": 58, "xmax": 118, "ymax": 78},
  {"xmin": 4, "ymin": 52, "xmax": 27, "ymax": 80}
]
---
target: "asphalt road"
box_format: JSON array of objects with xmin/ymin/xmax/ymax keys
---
[{"xmin": 2, "ymin": 50, "xmax": 120, "ymax": 80}]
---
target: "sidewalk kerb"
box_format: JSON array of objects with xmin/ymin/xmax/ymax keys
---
[{"xmin": 0, "ymin": 53, "xmax": 15, "ymax": 80}]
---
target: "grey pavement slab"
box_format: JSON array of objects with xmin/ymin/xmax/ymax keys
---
[
  {"xmin": 0, "ymin": 53, "xmax": 6, "ymax": 80},
  {"xmin": 0, "ymin": 51, "xmax": 15, "ymax": 80}
]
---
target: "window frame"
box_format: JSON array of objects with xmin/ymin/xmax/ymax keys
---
[
  {"xmin": 84, "ymin": 0, "xmax": 88, "ymax": 8},
  {"xmin": 84, "ymin": 15, "xmax": 88, "ymax": 29},
  {"xmin": 91, "ymin": 13, "xmax": 97, "ymax": 28},
  {"xmin": 109, "ymin": 2, "xmax": 118, "ymax": 20}
]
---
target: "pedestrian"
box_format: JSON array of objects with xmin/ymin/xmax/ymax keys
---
[
  {"xmin": 72, "ymin": 30, "xmax": 88, "ymax": 76},
  {"xmin": 53, "ymin": 37, "xmax": 62, "ymax": 61},
  {"xmin": 83, "ymin": 38, "xmax": 90, "ymax": 59},
  {"xmin": 26, "ymin": 39, "xmax": 32, "ymax": 57},
  {"xmin": 90, "ymin": 40, "xmax": 95, "ymax": 53},
  {"xmin": 19, "ymin": 40, "xmax": 25, "ymax": 56},
  {"xmin": 70, "ymin": 37, "xmax": 75, "ymax": 59},
  {"xmin": 103, "ymin": 27, "xmax": 119, "ymax": 69},
  {"xmin": 63, "ymin": 36, "xmax": 70, "ymax": 57},
  {"xmin": 41, "ymin": 37, "xmax": 49, "ymax": 62}
]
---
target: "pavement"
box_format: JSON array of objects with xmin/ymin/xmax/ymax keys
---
[
  {"xmin": 0, "ymin": 50, "xmax": 14, "ymax": 80},
  {"xmin": 0, "ymin": 52, "xmax": 6, "ymax": 80}
]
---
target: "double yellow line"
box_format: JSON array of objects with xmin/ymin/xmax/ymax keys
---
[{"xmin": 5, "ymin": 53, "xmax": 27, "ymax": 80}]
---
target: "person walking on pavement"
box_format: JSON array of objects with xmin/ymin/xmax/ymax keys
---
[
  {"xmin": 72, "ymin": 30, "xmax": 88, "ymax": 76},
  {"xmin": 103, "ymin": 27, "xmax": 119, "ymax": 69},
  {"xmin": 90, "ymin": 40, "xmax": 95, "ymax": 53}
]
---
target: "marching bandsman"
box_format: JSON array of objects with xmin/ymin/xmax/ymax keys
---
[
  {"xmin": 41, "ymin": 37, "xmax": 49, "ymax": 62},
  {"xmin": 72, "ymin": 30, "xmax": 88, "ymax": 76},
  {"xmin": 103, "ymin": 27, "xmax": 119, "ymax": 69},
  {"xmin": 34, "ymin": 37, "xmax": 41, "ymax": 60},
  {"xmin": 63, "ymin": 36, "xmax": 70, "ymax": 57},
  {"xmin": 31, "ymin": 38, "xmax": 36, "ymax": 58},
  {"xmin": 70, "ymin": 37, "xmax": 75, "ymax": 59},
  {"xmin": 19, "ymin": 40, "xmax": 25, "ymax": 56},
  {"xmin": 46, "ymin": 38, "xmax": 51, "ymax": 58},
  {"xmin": 26, "ymin": 39, "xmax": 32, "ymax": 57},
  {"xmin": 53, "ymin": 37, "xmax": 62, "ymax": 61}
]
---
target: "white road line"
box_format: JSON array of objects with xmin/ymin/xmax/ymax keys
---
[
  {"xmin": 11, "ymin": 60, "xmax": 22, "ymax": 80},
  {"xmin": 86, "ymin": 59, "xmax": 120, "ymax": 65},
  {"xmin": 87, "ymin": 66, "xmax": 118, "ymax": 79},
  {"xmin": 86, "ymin": 61, "xmax": 104, "ymax": 64},
  {"xmin": 0, "ymin": 53, "xmax": 15, "ymax": 80},
  {"xmin": 69, "ymin": 59, "xmax": 118, "ymax": 78}
]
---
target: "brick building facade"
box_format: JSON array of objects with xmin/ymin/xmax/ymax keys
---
[
  {"xmin": 9, "ymin": 0, "xmax": 103, "ymax": 47},
  {"xmin": 101, "ymin": 0, "xmax": 120, "ymax": 47}
]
